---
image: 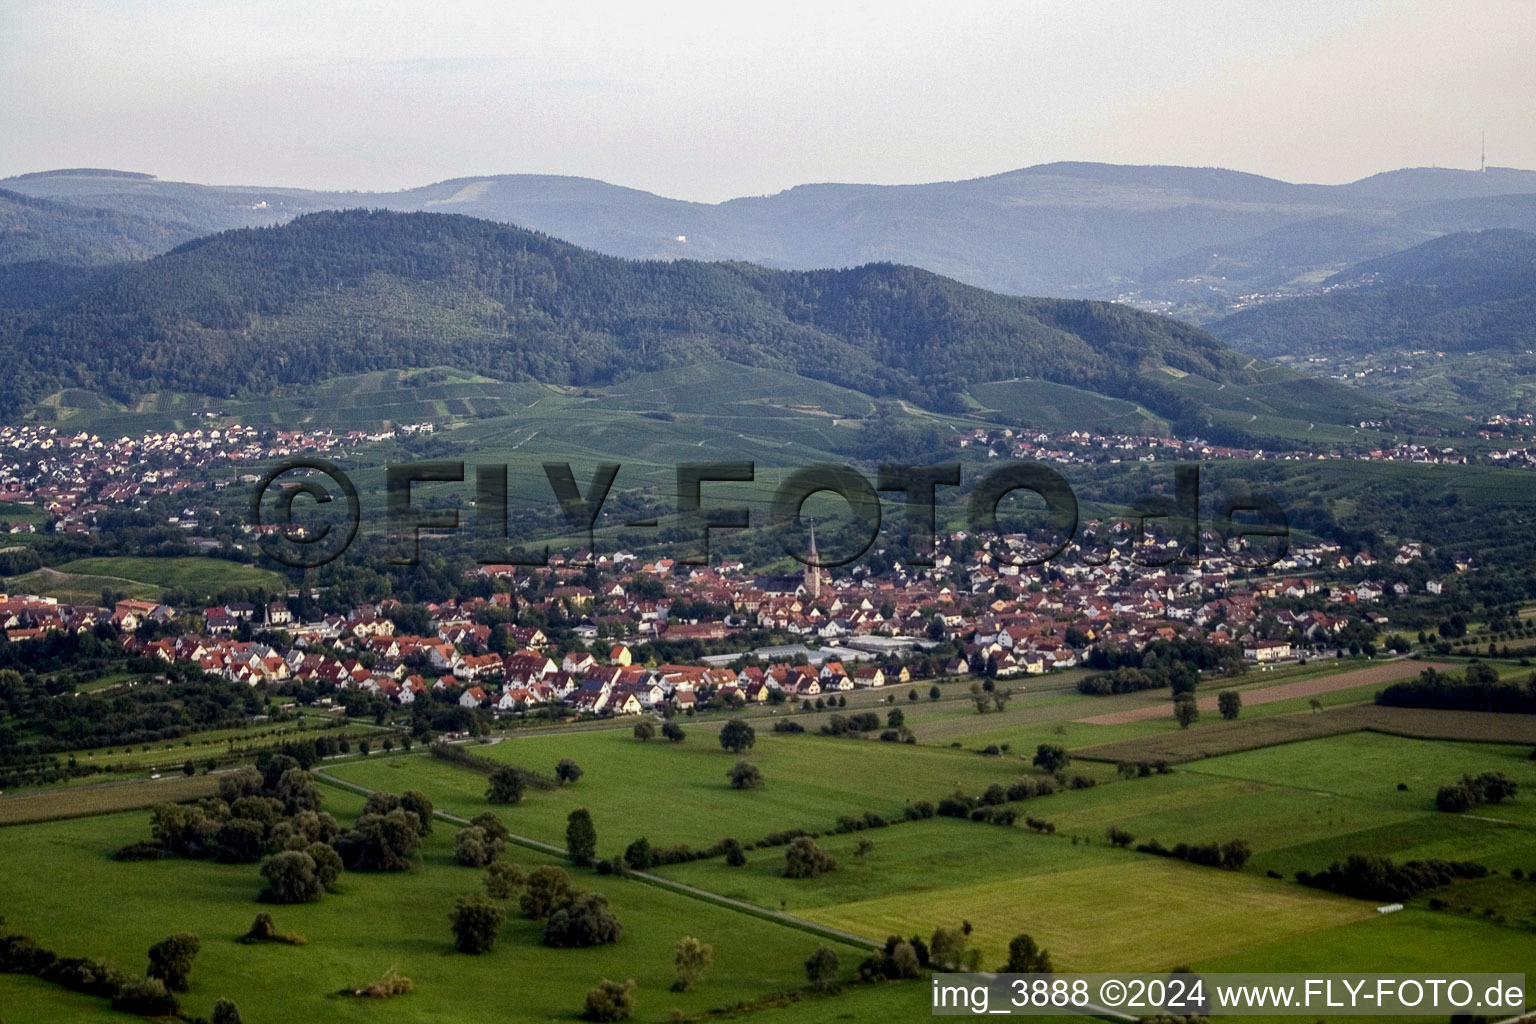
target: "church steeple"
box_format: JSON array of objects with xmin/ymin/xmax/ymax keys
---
[{"xmin": 805, "ymin": 518, "xmax": 822, "ymax": 601}]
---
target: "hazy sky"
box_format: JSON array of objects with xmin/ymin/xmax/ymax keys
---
[{"xmin": 3, "ymin": 0, "xmax": 1533, "ymax": 201}]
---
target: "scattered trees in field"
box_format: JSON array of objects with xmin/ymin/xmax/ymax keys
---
[
  {"xmin": 544, "ymin": 892, "xmax": 623, "ymax": 948},
  {"xmin": 727, "ymin": 760, "xmax": 763, "ymax": 790},
  {"xmin": 784, "ymin": 836, "xmax": 837, "ymax": 878},
  {"xmin": 1436, "ymin": 771, "xmax": 1518, "ymax": 813},
  {"xmin": 673, "ymin": 935, "xmax": 713, "ymax": 991},
  {"xmin": 1217, "ymin": 690, "xmax": 1242, "ymax": 720},
  {"xmin": 567, "ymin": 809, "xmax": 598, "ymax": 866},
  {"xmin": 449, "ymin": 893, "xmax": 507, "ymax": 953},
  {"xmin": 583, "ymin": 978, "xmax": 635, "ymax": 1021},
  {"xmin": 719, "ymin": 718, "xmax": 756, "ymax": 753}
]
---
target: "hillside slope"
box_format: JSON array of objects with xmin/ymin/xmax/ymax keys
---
[{"xmin": 0, "ymin": 209, "xmax": 1260, "ymax": 423}]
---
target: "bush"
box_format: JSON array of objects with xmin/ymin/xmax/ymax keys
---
[
  {"xmin": 260, "ymin": 851, "xmax": 323, "ymax": 904},
  {"xmin": 212, "ymin": 997, "xmax": 244, "ymax": 1024},
  {"xmin": 772, "ymin": 720, "xmax": 805, "ymax": 733},
  {"xmin": 673, "ymin": 935, "xmax": 713, "ymax": 991},
  {"xmin": 904, "ymin": 801, "xmax": 936, "ymax": 820},
  {"xmin": 521, "ymin": 865, "xmax": 575, "ymax": 919},
  {"xmin": 485, "ymin": 861, "xmax": 526, "ymax": 899},
  {"xmin": 113, "ymin": 977, "xmax": 178, "ymax": 1016},
  {"xmin": 455, "ymin": 825, "xmax": 505, "ymax": 867},
  {"xmin": 544, "ymin": 892, "xmax": 623, "ymax": 948},
  {"xmin": 449, "ymin": 893, "xmax": 507, "ymax": 954},
  {"xmin": 723, "ymin": 838, "xmax": 747, "ymax": 867},
  {"xmin": 805, "ymin": 946, "xmax": 840, "ymax": 990},
  {"xmin": 556, "ymin": 758, "xmax": 584, "ymax": 785},
  {"xmin": 1106, "ymin": 826, "xmax": 1135, "ymax": 848},
  {"xmin": 1296, "ymin": 854, "xmax": 1488, "ymax": 901},
  {"xmin": 348, "ymin": 969, "xmax": 413, "ymax": 998},
  {"xmin": 486, "ymin": 765, "xmax": 526, "ymax": 805},
  {"xmin": 784, "ymin": 836, "xmax": 837, "ymax": 879},
  {"xmin": 583, "ymin": 978, "xmax": 635, "ymax": 1022},
  {"xmin": 238, "ymin": 913, "xmax": 306, "ymax": 946},
  {"xmin": 727, "ymin": 760, "xmax": 763, "ymax": 790}
]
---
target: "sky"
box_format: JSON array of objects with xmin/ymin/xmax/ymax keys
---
[{"xmin": 2, "ymin": 0, "xmax": 1533, "ymax": 202}]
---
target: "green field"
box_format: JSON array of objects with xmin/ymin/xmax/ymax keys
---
[
  {"xmin": 56, "ymin": 556, "xmax": 287, "ymax": 597},
  {"xmin": 0, "ymin": 793, "xmax": 869, "ymax": 1024},
  {"xmin": 324, "ymin": 728, "xmax": 1040, "ymax": 850}
]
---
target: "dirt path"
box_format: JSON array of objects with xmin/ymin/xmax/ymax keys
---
[{"xmin": 1074, "ymin": 660, "xmax": 1449, "ymax": 726}]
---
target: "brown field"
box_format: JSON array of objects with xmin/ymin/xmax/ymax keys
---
[
  {"xmin": 0, "ymin": 773, "xmax": 219, "ymax": 826},
  {"xmin": 1073, "ymin": 659, "xmax": 1450, "ymax": 726},
  {"xmin": 1073, "ymin": 703, "xmax": 1536, "ymax": 764}
]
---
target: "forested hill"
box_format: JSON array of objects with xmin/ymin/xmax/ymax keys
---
[
  {"xmin": 0, "ymin": 209, "xmax": 1259, "ymax": 419},
  {"xmin": 1209, "ymin": 229, "xmax": 1536, "ymax": 357}
]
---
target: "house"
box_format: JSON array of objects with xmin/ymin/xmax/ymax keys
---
[
  {"xmin": 1243, "ymin": 640, "xmax": 1293, "ymax": 663},
  {"xmin": 852, "ymin": 666, "xmax": 885, "ymax": 688},
  {"xmin": 459, "ymin": 686, "xmax": 489, "ymax": 708}
]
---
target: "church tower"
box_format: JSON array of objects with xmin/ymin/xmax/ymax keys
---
[{"xmin": 804, "ymin": 519, "xmax": 822, "ymax": 601}]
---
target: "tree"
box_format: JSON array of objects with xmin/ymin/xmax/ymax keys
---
[
  {"xmin": 930, "ymin": 925, "xmax": 980, "ymax": 971},
  {"xmin": 146, "ymin": 933, "xmax": 201, "ymax": 992},
  {"xmin": 113, "ymin": 977, "xmax": 178, "ymax": 1016},
  {"xmin": 583, "ymin": 978, "xmax": 635, "ymax": 1022},
  {"xmin": 487, "ymin": 765, "xmax": 525, "ymax": 805},
  {"xmin": 449, "ymin": 893, "xmax": 507, "ymax": 953},
  {"xmin": 259, "ymin": 851, "xmax": 323, "ymax": 904},
  {"xmin": 544, "ymin": 892, "xmax": 623, "ymax": 947},
  {"xmin": 1173, "ymin": 693, "xmax": 1199, "ymax": 729},
  {"xmin": 399, "ymin": 790, "xmax": 435, "ymax": 836},
  {"xmin": 784, "ymin": 836, "xmax": 837, "ymax": 878},
  {"xmin": 1217, "ymin": 690, "xmax": 1242, "ymax": 721},
  {"xmin": 1002, "ymin": 932, "xmax": 1054, "ymax": 973},
  {"xmin": 1106, "ymin": 826, "xmax": 1135, "ymax": 847},
  {"xmin": 306, "ymin": 842, "xmax": 343, "ymax": 890},
  {"xmin": 673, "ymin": 935, "xmax": 713, "ymax": 991},
  {"xmin": 727, "ymin": 760, "xmax": 763, "ymax": 790},
  {"xmin": 521, "ymin": 865, "xmax": 575, "ymax": 919},
  {"xmin": 556, "ymin": 758, "xmax": 584, "ymax": 785},
  {"xmin": 722, "ymin": 837, "xmax": 746, "ymax": 867},
  {"xmin": 1032, "ymin": 744, "xmax": 1069, "ymax": 773},
  {"xmin": 456, "ymin": 825, "xmax": 505, "ymax": 867},
  {"xmin": 211, "ymin": 998, "xmax": 243, "ymax": 1024},
  {"xmin": 333, "ymin": 809, "xmax": 422, "ymax": 871},
  {"xmin": 632, "ymin": 721, "xmax": 656, "ymax": 742},
  {"xmin": 805, "ymin": 946, "xmax": 840, "ymax": 990},
  {"xmin": 854, "ymin": 837, "xmax": 875, "ymax": 864},
  {"xmin": 470, "ymin": 812, "xmax": 510, "ymax": 844},
  {"xmin": 566, "ymin": 809, "xmax": 598, "ymax": 866},
  {"xmin": 1308, "ymin": 697, "xmax": 1324, "ymax": 713},
  {"xmin": 661, "ymin": 721, "xmax": 686, "ymax": 743},
  {"xmin": 888, "ymin": 940, "xmax": 922, "ymax": 978},
  {"xmin": 929, "ymin": 685, "xmax": 941, "ymax": 700},
  {"xmin": 485, "ymin": 860, "xmax": 526, "ymax": 899},
  {"xmin": 1437, "ymin": 782, "xmax": 1477, "ymax": 812},
  {"xmin": 719, "ymin": 718, "xmax": 756, "ymax": 754},
  {"xmin": 887, "ymin": 708, "xmax": 905, "ymax": 729}
]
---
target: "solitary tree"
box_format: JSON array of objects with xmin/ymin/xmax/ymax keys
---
[
  {"xmin": 719, "ymin": 718, "xmax": 756, "ymax": 754},
  {"xmin": 854, "ymin": 837, "xmax": 875, "ymax": 864},
  {"xmin": 1217, "ymin": 690, "xmax": 1242, "ymax": 721},
  {"xmin": 211, "ymin": 998, "xmax": 243, "ymax": 1024},
  {"xmin": 673, "ymin": 936, "xmax": 713, "ymax": 991},
  {"xmin": 722, "ymin": 837, "xmax": 747, "ymax": 867},
  {"xmin": 556, "ymin": 758, "xmax": 584, "ymax": 785},
  {"xmin": 1002, "ymin": 932, "xmax": 1054, "ymax": 973},
  {"xmin": 727, "ymin": 760, "xmax": 763, "ymax": 790},
  {"xmin": 583, "ymin": 978, "xmax": 635, "ymax": 1022},
  {"xmin": 929, "ymin": 685, "xmax": 941, "ymax": 700},
  {"xmin": 487, "ymin": 765, "xmax": 525, "ymax": 805},
  {"xmin": 887, "ymin": 708, "xmax": 905, "ymax": 729},
  {"xmin": 661, "ymin": 721, "xmax": 686, "ymax": 743},
  {"xmin": 449, "ymin": 893, "xmax": 507, "ymax": 954},
  {"xmin": 804, "ymin": 945, "xmax": 840, "ymax": 990},
  {"xmin": 146, "ymin": 933, "xmax": 201, "ymax": 992},
  {"xmin": 567, "ymin": 809, "xmax": 598, "ymax": 866},
  {"xmin": 632, "ymin": 721, "xmax": 656, "ymax": 742},
  {"xmin": 1173, "ymin": 693, "xmax": 1199, "ymax": 729}
]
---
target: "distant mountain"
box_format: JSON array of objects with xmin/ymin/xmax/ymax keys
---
[
  {"xmin": 1208, "ymin": 229, "xmax": 1536, "ymax": 357},
  {"xmin": 0, "ymin": 209, "xmax": 1262, "ymax": 422},
  {"xmin": 6, "ymin": 163, "xmax": 1536, "ymax": 311},
  {"xmin": 0, "ymin": 188, "xmax": 203, "ymax": 266}
]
